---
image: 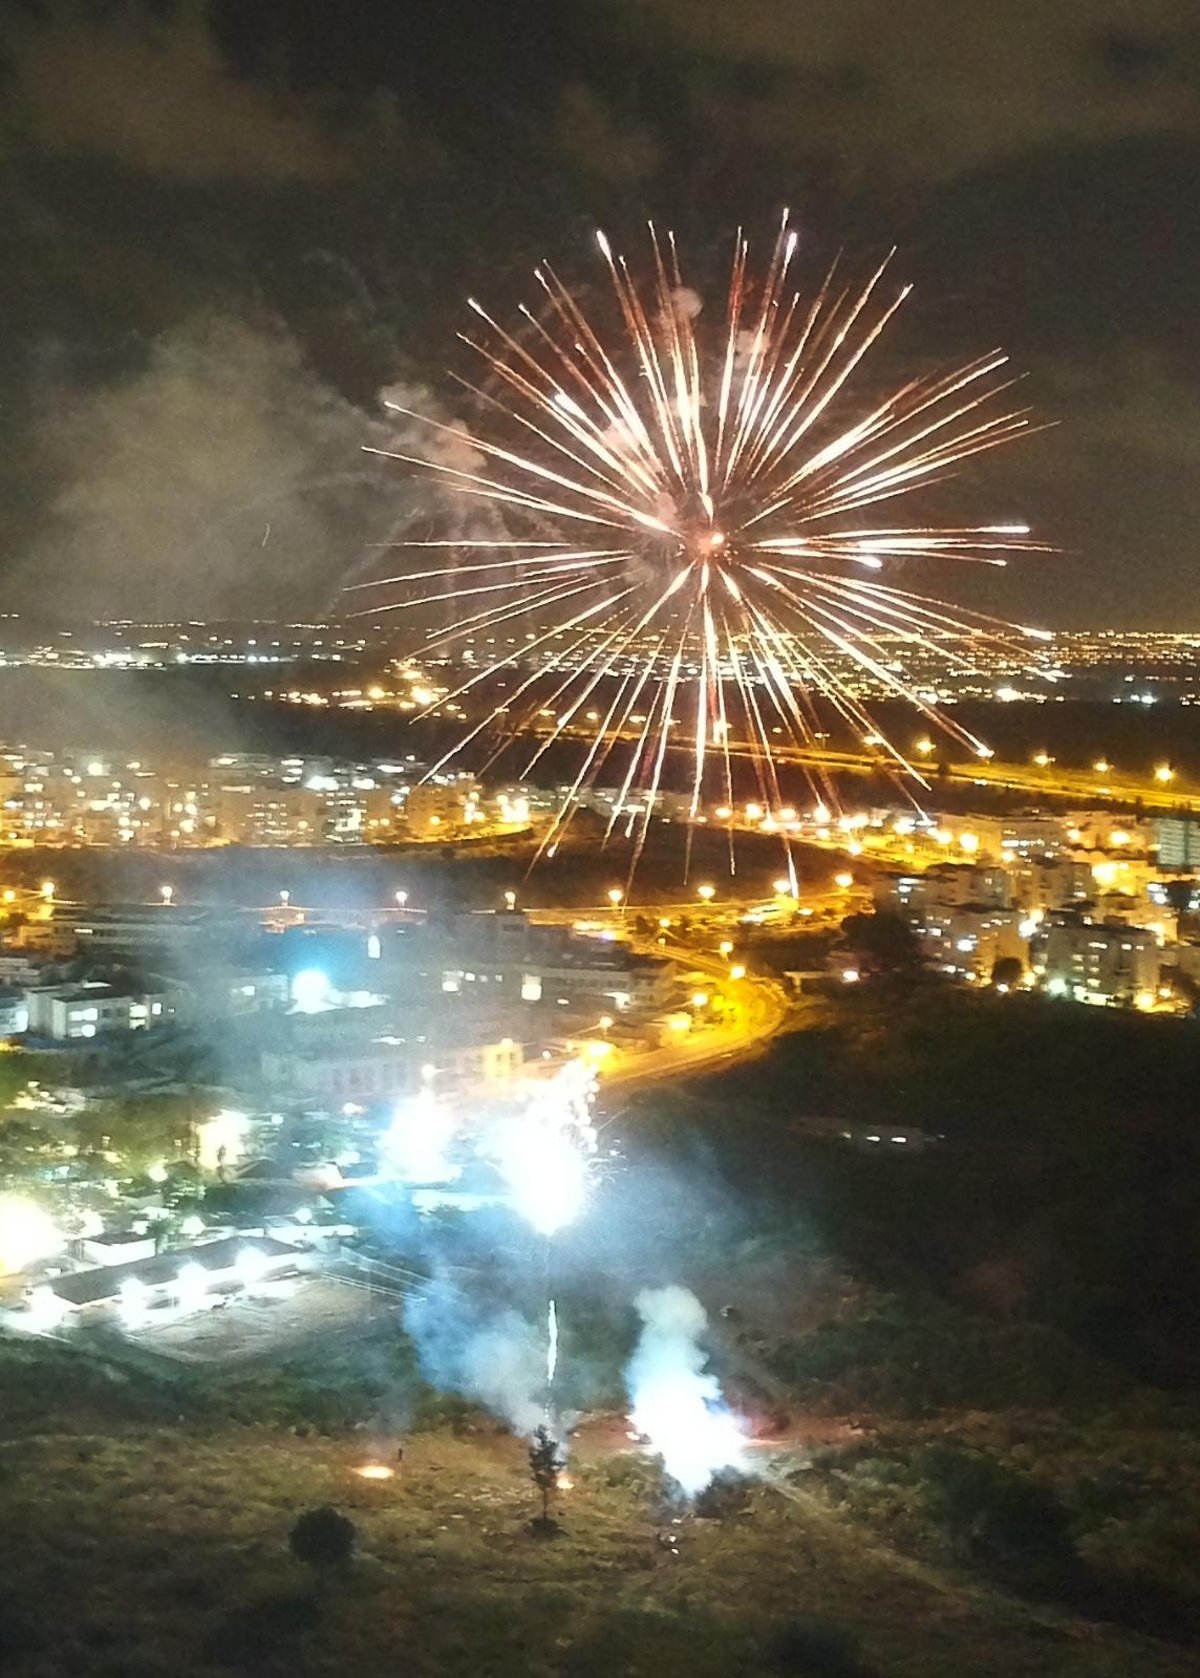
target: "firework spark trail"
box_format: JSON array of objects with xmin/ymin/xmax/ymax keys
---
[{"xmin": 356, "ymin": 214, "xmax": 1052, "ymax": 860}]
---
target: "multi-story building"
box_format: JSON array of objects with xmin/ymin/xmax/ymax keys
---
[
  {"xmin": 25, "ymin": 981, "xmax": 177, "ymax": 1040},
  {"xmin": 403, "ymin": 777, "xmax": 483, "ymax": 836},
  {"xmin": 261, "ymin": 1027, "xmax": 523, "ymax": 1104},
  {"xmin": 912, "ymin": 905, "xmax": 1027, "ymax": 982},
  {"xmin": 374, "ymin": 911, "xmax": 676, "ymax": 1016},
  {"xmin": 52, "ymin": 903, "xmax": 254, "ymax": 959},
  {"xmin": 875, "ymin": 864, "xmax": 1010, "ymax": 914},
  {"xmin": 1009, "ymin": 857, "xmax": 1094, "ymax": 912}
]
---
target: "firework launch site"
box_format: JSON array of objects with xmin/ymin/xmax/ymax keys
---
[{"xmin": 0, "ymin": 796, "xmax": 1199, "ymax": 1675}]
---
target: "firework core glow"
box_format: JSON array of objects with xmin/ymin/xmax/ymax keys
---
[
  {"xmin": 491, "ymin": 1058, "xmax": 599, "ymax": 1237},
  {"xmin": 359, "ymin": 214, "xmax": 1051, "ymax": 863}
]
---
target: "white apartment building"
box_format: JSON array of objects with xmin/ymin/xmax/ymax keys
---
[
  {"xmin": 25, "ymin": 981, "xmax": 176, "ymax": 1041},
  {"xmin": 261, "ymin": 1030, "xmax": 523, "ymax": 1103},
  {"xmin": 1009, "ymin": 857, "xmax": 1094, "ymax": 912},
  {"xmin": 917, "ymin": 905, "xmax": 1027, "ymax": 982},
  {"xmin": 1036, "ymin": 919, "xmax": 1160, "ymax": 1006}
]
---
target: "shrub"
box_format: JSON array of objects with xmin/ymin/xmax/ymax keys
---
[
  {"xmin": 694, "ymin": 1468, "xmax": 754, "ymax": 1520},
  {"xmin": 768, "ymin": 1618, "xmax": 870, "ymax": 1676},
  {"xmin": 289, "ymin": 1506, "xmax": 356, "ymax": 1574},
  {"xmin": 916, "ymin": 1444, "xmax": 1078, "ymax": 1585}
]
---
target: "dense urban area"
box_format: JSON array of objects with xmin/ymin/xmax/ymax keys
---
[
  {"xmin": 0, "ymin": 618, "xmax": 1196, "ymax": 1674},
  {"xmin": 6, "ymin": 3, "xmax": 1200, "ymax": 1671}
]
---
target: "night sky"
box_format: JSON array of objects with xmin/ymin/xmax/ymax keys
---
[{"xmin": 3, "ymin": 0, "xmax": 1200, "ymax": 626}]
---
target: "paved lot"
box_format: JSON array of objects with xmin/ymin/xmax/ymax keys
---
[{"xmin": 120, "ymin": 1274, "xmax": 391, "ymax": 1365}]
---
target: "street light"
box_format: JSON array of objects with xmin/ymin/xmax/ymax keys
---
[
  {"xmin": 607, "ymin": 887, "xmax": 624, "ymax": 909},
  {"xmin": 1093, "ymin": 759, "xmax": 1111, "ymax": 775},
  {"xmin": 40, "ymin": 880, "xmax": 55, "ymax": 901},
  {"xmin": 394, "ymin": 889, "xmax": 408, "ymax": 909},
  {"xmin": 914, "ymin": 737, "xmax": 934, "ymax": 756},
  {"xmin": 691, "ymin": 991, "xmax": 709, "ymax": 1009},
  {"xmin": 1032, "ymin": 752, "xmax": 1052, "ymax": 769},
  {"xmin": 1155, "ymin": 764, "xmax": 1175, "ymax": 785},
  {"xmin": 834, "ymin": 872, "xmax": 854, "ymax": 890},
  {"xmin": 504, "ymin": 889, "xmax": 517, "ymax": 911},
  {"xmin": 718, "ymin": 940, "xmax": 733, "ymax": 956},
  {"xmin": 160, "ymin": 884, "xmax": 174, "ymax": 906},
  {"xmin": 697, "ymin": 884, "xmax": 715, "ymax": 903},
  {"xmin": 773, "ymin": 877, "xmax": 792, "ymax": 896},
  {"xmin": 729, "ymin": 964, "xmax": 746, "ymax": 981},
  {"xmin": 279, "ymin": 889, "xmax": 290, "ymax": 906}
]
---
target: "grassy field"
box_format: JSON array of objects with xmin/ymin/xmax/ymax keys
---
[
  {"xmin": 3, "ymin": 983, "xmax": 1200, "ymax": 1674},
  {"xmin": 2, "ymin": 1411, "xmax": 1198, "ymax": 1678}
]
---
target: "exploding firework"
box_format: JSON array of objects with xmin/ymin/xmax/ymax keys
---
[
  {"xmin": 357, "ymin": 215, "xmax": 1050, "ymax": 868},
  {"xmin": 489, "ymin": 1058, "xmax": 600, "ymax": 1239}
]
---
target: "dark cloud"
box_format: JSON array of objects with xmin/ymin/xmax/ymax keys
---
[
  {"xmin": 0, "ymin": 0, "xmax": 398, "ymax": 184},
  {"xmin": 0, "ymin": 0, "xmax": 1199, "ymax": 625},
  {"xmin": 631, "ymin": 0, "xmax": 1200, "ymax": 187}
]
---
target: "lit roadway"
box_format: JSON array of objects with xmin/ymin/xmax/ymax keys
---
[
  {"xmin": 536, "ymin": 720, "xmax": 1197, "ymax": 813},
  {"xmin": 602, "ymin": 936, "xmax": 792, "ymax": 1091},
  {"xmin": 525, "ymin": 895, "xmax": 828, "ymax": 1091}
]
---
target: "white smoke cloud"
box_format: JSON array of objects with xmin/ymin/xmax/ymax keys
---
[
  {"xmin": 19, "ymin": 312, "xmax": 426, "ymax": 618},
  {"xmin": 626, "ymin": 1284, "xmax": 745, "ymax": 1498},
  {"xmin": 405, "ymin": 1279, "xmax": 549, "ymax": 1437},
  {"xmin": 669, "ymin": 286, "xmax": 704, "ymax": 325}
]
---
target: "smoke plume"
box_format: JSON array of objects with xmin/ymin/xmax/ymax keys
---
[
  {"xmin": 626, "ymin": 1284, "xmax": 744, "ymax": 1497},
  {"xmin": 405, "ymin": 1277, "xmax": 549, "ymax": 1437}
]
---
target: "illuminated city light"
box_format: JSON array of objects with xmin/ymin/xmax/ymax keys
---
[
  {"xmin": 291, "ymin": 969, "xmax": 331, "ymax": 1014},
  {"xmin": 0, "ymin": 1197, "xmax": 62, "ymax": 1274}
]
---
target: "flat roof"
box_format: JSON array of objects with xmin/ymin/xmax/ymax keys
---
[{"xmin": 48, "ymin": 1235, "xmax": 299, "ymax": 1306}]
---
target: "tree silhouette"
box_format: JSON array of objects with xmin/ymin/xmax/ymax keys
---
[
  {"xmin": 529, "ymin": 1425, "xmax": 564, "ymax": 1525},
  {"xmin": 839, "ymin": 911, "xmax": 924, "ymax": 978}
]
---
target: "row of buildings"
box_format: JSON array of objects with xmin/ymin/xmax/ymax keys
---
[
  {"xmin": 0, "ymin": 902, "xmax": 680, "ymax": 1104},
  {"xmin": 868, "ymin": 809, "xmax": 1198, "ymax": 1006},
  {"xmin": 0, "ymin": 747, "xmax": 522, "ymax": 848}
]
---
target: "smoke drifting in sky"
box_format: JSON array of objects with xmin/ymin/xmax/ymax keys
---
[{"xmin": 18, "ymin": 313, "xmax": 422, "ymax": 620}]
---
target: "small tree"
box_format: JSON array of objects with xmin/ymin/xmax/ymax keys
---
[
  {"xmin": 529, "ymin": 1425, "xmax": 564, "ymax": 1525},
  {"xmin": 289, "ymin": 1507, "xmax": 356, "ymax": 1577},
  {"xmin": 838, "ymin": 911, "xmax": 923, "ymax": 980}
]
